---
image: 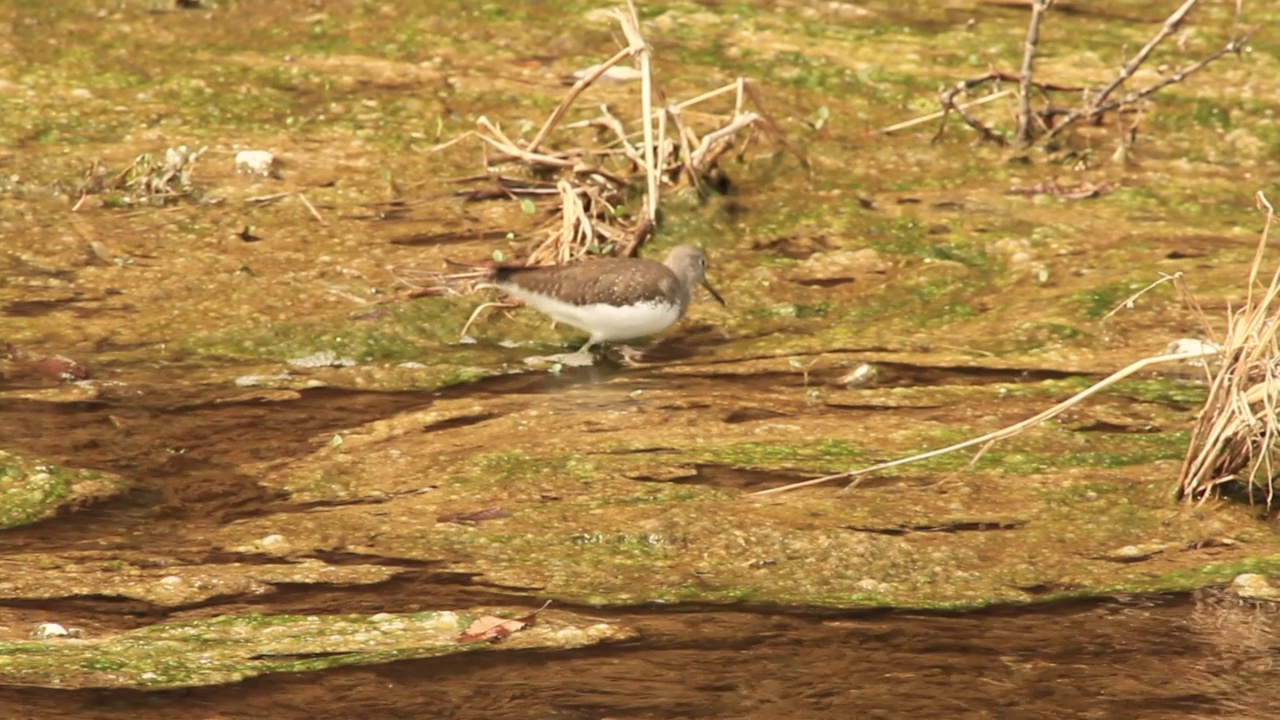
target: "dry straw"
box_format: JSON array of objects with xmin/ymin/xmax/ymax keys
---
[
  {"xmin": 1179, "ymin": 193, "xmax": 1280, "ymax": 507},
  {"xmin": 432, "ymin": 0, "xmax": 798, "ymax": 270}
]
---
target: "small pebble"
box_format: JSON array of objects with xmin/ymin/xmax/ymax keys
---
[
  {"xmin": 234, "ymin": 150, "xmax": 277, "ymax": 176},
  {"xmin": 839, "ymin": 363, "xmax": 879, "ymax": 388},
  {"xmin": 33, "ymin": 622, "xmax": 69, "ymax": 639}
]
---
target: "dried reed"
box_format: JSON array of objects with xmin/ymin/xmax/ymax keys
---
[
  {"xmin": 432, "ymin": 1, "xmax": 798, "ymax": 269},
  {"xmin": 1179, "ymin": 193, "xmax": 1280, "ymax": 506}
]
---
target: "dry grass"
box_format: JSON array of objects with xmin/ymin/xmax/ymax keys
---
[
  {"xmin": 431, "ymin": 1, "xmax": 800, "ymax": 268},
  {"xmin": 71, "ymin": 145, "xmax": 208, "ymax": 210},
  {"xmin": 1179, "ymin": 193, "xmax": 1280, "ymax": 507}
]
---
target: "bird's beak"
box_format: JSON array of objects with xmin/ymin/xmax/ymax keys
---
[{"xmin": 702, "ymin": 278, "xmax": 726, "ymax": 306}]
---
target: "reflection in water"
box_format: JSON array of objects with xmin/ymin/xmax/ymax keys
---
[
  {"xmin": 1, "ymin": 592, "xmax": 1278, "ymax": 719},
  {"xmin": 1187, "ymin": 590, "xmax": 1280, "ymax": 720}
]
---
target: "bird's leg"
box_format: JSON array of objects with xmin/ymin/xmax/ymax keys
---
[
  {"xmin": 522, "ymin": 337, "xmax": 600, "ymax": 368},
  {"xmin": 556, "ymin": 337, "xmax": 601, "ymax": 367}
]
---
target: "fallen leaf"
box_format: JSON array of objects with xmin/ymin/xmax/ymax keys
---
[
  {"xmin": 35, "ymin": 355, "xmax": 89, "ymax": 381},
  {"xmin": 459, "ymin": 601, "xmax": 552, "ymax": 643},
  {"xmin": 6, "ymin": 345, "xmax": 90, "ymax": 382},
  {"xmin": 460, "ymin": 613, "xmax": 534, "ymax": 643}
]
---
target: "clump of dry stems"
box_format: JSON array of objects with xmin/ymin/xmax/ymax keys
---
[
  {"xmin": 884, "ymin": 0, "xmax": 1254, "ymax": 150},
  {"xmin": 71, "ymin": 145, "xmax": 208, "ymax": 210},
  {"xmin": 1179, "ymin": 193, "xmax": 1280, "ymax": 507},
  {"xmin": 431, "ymin": 0, "xmax": 799, "ymax": 270}
]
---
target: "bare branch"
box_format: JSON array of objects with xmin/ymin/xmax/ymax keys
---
[
  {"xmin": 1016, "ymin": 0, "xmax": 1055, "ymax": 145},
  {"xmin": 1044, "ymin": 31, "xmax": 1254, "ymax": 143},
  {"xmin": 935, "ymin": 77, "xmax": 1008, "ymax": 145},
  {"xmin": 1091, "ymin": 0, "xmax": 1199, "ymax": 111}
]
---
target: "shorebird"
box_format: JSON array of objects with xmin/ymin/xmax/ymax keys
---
[{"xmin": 487, "ymin": 245, "xmax": 725, "ymax": 365}]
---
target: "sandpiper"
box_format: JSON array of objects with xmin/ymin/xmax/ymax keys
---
[{"xmin": 490, "ymin": 245, "xmax": 725, "ymax": 365}]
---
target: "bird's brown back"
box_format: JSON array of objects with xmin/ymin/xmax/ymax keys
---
[{"xmin": 494, "ymin": 257, "xmax": 683, "ymax": 307}]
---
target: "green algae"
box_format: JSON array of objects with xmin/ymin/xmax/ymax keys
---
[
  {"xmin": 0, "ymin": 451, "xmax": 126, "ymax": 530},
  {"xmin": 0, "ymin": 609, "xmax": 632, "ymax": 689},
  {"xmin": 200, "ymin": 391, "xmax": 1280, "ymax": 611}
]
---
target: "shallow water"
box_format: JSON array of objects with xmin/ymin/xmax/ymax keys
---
[
  {"xmin": 4, "ymin": 593, "xmax": 1279, "ymax": 719},
  {"xmin": 4, "ymin": 0, "xmax": 1280, "ymax": 713}
]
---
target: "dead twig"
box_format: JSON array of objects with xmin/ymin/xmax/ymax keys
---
[
  {"xmin": 1044, "ymin": 29, "xmax": 1255, "ymax": 143},
  {"xmin": 296, "ymin": 192, "xmax": 325, "ymax": 223},
  {"xmin": 881, "ymin": 90, "xmax": 1012, "ymax": 134},
  {"xmin": 933, "ymin": 74, "xmax": 1013, "ymax": 145},
  {"xmin": 906, "ymin": 0, "xmax": 1250, "ymax": 147},
  {"xmin": 927, "ymin": 72, "xmax": 1082, "ymax": 144},
  {"xmin": 1016, "ymin": 0, "xmax": 1055, "ymax": 145}
]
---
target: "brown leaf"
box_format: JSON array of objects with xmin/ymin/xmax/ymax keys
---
[
  {"xmin": 6, "ymin": 345, "xmax": 90, "ymax": 381},
  {"xmin": 460, "ymin": 614, "xmax": 535, "ymax": 643},
  {"xmin": 458, "ymin": 601, "xmax": 552, "ymax": 643},
  {"xmin": 32, "ymin": 354, "xmax": 90, "ymax": 381}
]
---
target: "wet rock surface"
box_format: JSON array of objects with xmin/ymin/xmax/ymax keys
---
[{"xmin": 2, "ymin": 0, "xmax": 1279, "ymax": 716}]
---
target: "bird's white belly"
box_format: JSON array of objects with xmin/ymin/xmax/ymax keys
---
[{"xmin": 508, "ymin": 288, "xmax": 681, "ymax": 341}]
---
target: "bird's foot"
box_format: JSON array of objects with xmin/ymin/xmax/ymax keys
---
[
  {"xmin": 522, "ymin": 350, "xmax": 598, "ymax": 368},
  {"xmin": 614, "ymin": 344, "xmax": 661, "ymax": 367}
]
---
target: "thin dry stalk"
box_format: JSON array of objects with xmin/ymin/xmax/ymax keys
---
[
  {"xmin": 1099, "ymin": 272, "xmax": 1183, "ymax": 323},
  {"xmin": 752, "ymin": 348, "xmax": 1220, "ymax": 498},
  {"xmin": 614, "ymin": 0, "xmax": 660, "ymax": 224},
  {"xmin": 526, "ymin": 45, "xmax": 637, "ymax": 154},
  {"xmin": 296, "ymin": 192, "xmax": 325, "ymax": 223},
  {"xmin": 691, "ymin": 112, "xmax": 761, "ymax": 168},
  {"xmin": 473, "ymin": 117, "xmax": 577, "ymax": 169},
  {"xmin": 881, "ymin": 90, "xmax": 1012, "ymax": 134}
]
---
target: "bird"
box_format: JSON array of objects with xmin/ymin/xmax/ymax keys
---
[{"xmin": 487, "ymin": 245, "xmax": 725, "ymax": 365}]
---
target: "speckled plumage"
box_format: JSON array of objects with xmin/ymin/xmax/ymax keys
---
[{"xmin": 492, "ymin": 245, "xmax": 724, "ymax": 351}]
